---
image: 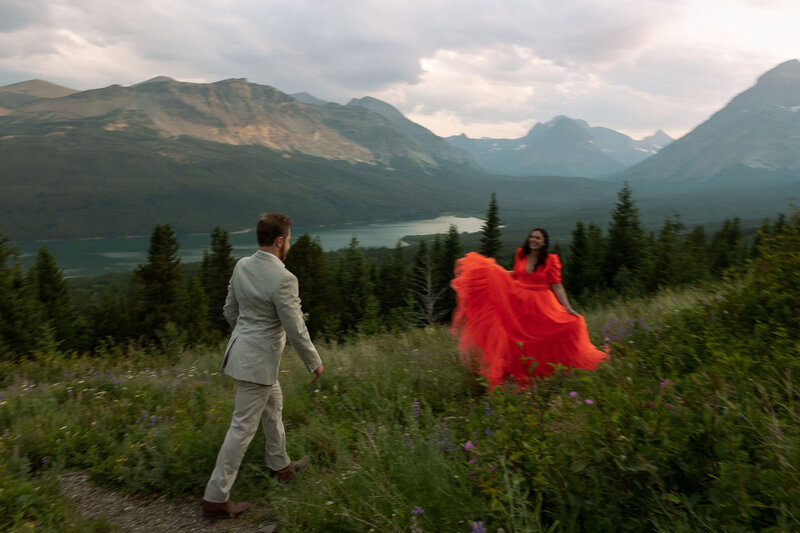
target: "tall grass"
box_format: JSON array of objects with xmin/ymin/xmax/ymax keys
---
[{"xmin": 1, "ymin": 275, "xmax": 798, "ymax": 532}]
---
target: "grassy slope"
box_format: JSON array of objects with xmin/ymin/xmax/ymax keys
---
[{"xmin": 4, "ymin": 256, "xmax": 799, "ymax": 532}]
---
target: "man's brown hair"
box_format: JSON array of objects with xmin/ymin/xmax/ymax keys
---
[{"xmin": 257, "ymin": 213, "xmax": 292, "ymax": 247}]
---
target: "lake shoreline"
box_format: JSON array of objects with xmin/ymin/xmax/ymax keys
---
[{"xmin": 14, "ymin": 216, "xmax": 486, "ymax": 278}]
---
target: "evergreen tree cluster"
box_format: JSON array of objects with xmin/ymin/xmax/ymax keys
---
[
  {"xmin": 563, "ymin": 183, "xmax": 780, "ymax": 306},
  {"xmin": 0, "ymin": 225, "xmax": 237, "ymax": 361},
  {"xmin": 0, "ymin": 185, "xmax": 788, "ymax": 361},
  {"xmin": 285, "ymin": 225, "xmax": 465, "ymax": 339}
]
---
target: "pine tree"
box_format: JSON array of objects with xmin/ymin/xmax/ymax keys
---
[
  {"xmin": 411, "ymin": 240, "xmax": 440, "ymax": 327},
  {"xmin": 644, "ymin": 215, "xmax": 685, "ymax": 292},
  {"xmin": 604, "ymin": 182, "xmax": 646, "ymax": 293},
  {"xmin": 479, "ymin": 193, "xmax": 503, "ymax": 259},
  {"xmin": 375, "ymin": 242, "xmax": 413, "ymax": 330},
  {"xmin": 583, "ymin": 223, "xmax": 608, "ymax": 297},
  {"xmin": 285, "ymin": 234, "xmax": 338, "ymax": 338},
  {"xmin": 566, "ymin": 221, "xmax": 589, "ymax": 296},
  {"xmin": 683, "ymin": 226, "xmax": 711, "ymax": 282},
  {"xmin": 0, "ymin": 234, "xmax": 51, "ymax": 360},
  {"xmin": 30, "ymin": 247, "xmax": 89, "ymax": 351},
  {"xmin": 181, "ymin": 274, "xmax": 210, "ymax": 345},
  {"xmin": 131, "ymin": 224, "xmax": 186, "ymax": 340},
  {"xmin": 335, "ymin": 237, "xmax": 374, "ymax": 335},
  {"xmin": 433, "ymin": 225, "xmax": 463, "ymax": 322},
  {"xmin": 201, "ymin": 227, "xmax": 236, "ymax": 334},
  {"xmin": 91, "ymin": 290, "xmax": 134, "ymax": 342},
  {"xmin": 709, "ymin": 217, "xmax": 747, "ymax": 276}
]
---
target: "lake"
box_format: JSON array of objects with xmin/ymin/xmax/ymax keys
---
[{"xmin": 12, "ymin": 216, "xmax": 485, "ymax": 278}]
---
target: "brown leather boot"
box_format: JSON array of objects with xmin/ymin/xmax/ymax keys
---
[
  {"xmin": 201, "ymin": 499, "xmax": 252, "ymax": 519},
  {"xmin": 271, "ymin": 456, "xmax": 309, "ymax": 483}
]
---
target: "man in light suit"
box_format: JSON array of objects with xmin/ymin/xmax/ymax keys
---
[{"xmin": 202, "ymin": 213, "xmax": 324, "ymax": 520}]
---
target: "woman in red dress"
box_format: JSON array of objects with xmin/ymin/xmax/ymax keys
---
[{"xmin": 451, "ymin": 228, "xmax": 606, "ymax": 390}]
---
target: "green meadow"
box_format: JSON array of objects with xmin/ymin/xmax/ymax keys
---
[{"xmin": 2, "ymin": 216, "xmax": 798, "ymax": 532}]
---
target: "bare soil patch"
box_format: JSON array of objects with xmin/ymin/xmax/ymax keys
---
[{"xmin": 60, "ymin": 472, "xmax": 277, "ymax": 532}]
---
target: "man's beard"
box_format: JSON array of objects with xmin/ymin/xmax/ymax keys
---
[{"xmin": 278, "ymin": 240, "xmax": 289, "ymax": 261}]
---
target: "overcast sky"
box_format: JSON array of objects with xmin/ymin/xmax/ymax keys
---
[{"xmin": 0, "ymin": 0, "xmax": 798, "ymax": 140}]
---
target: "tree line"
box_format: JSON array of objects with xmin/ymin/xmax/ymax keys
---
[{"xmin": 0, "ymin": 185, "xmax": 790, "ymax": 361}]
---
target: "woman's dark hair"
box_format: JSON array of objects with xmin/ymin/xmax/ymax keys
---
[{"xmin": 518, "ymin": 227, "xmax": 549, "ymax": 271}]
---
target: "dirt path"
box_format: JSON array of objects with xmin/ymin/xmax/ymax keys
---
[{"xmin": 60, "ymin": 472, "xmax": 277, "ymax": 532}]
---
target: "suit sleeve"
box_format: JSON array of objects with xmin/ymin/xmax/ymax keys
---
[
  {"xmin": 222, "ymin": 267, "xmax": 240, "ymax": 328},
  {"xmin": 275, "ymin": 273, "xmax": 322, "ymax": 373}
]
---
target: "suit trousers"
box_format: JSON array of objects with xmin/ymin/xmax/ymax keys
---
[{"xmin": 204, "ymin": 380, "xmax": 291, "ymax": 503}]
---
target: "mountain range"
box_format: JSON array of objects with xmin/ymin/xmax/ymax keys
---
[
  {"xmin": 0, "ymin": 77, "xmax": 616, "ymax": 240},
  {"xmin": 619, "ymin": 59, "xmax": 800, "ymax": 192},
  {"xmin": 446, "ymin": 117, "xmax": 672, "ymax": 178},
  {"xmin": 1, "ymin": 59, "xmax": 799, "ymax": 242},
  {"xmin": 0, "ymin": 79, "xmax": 78, "ymax": 115}
]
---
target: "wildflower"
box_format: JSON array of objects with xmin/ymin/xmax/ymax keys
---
[
  {"xmin": 666, "ymin": 403, "xmax": 674, "ymax": 409},
  {"xmin": 648, "ymin": 402, "xmax": 655, "ymax": 409},
  {"xmin": 468, "ymin": 458, "xmax": 476, "ymax": 465},
  {"xmin": 659, "ymin": 379, "xmax": 671, "ymax": 390},
  {"xmin": 464, "ymin": 441, "xmax": 474, "ymax": 451},
  {"xmin": 149, "ymin": 415, "xmax": 157, "ymax": 425},
  {"xmin": 484, "ymin": 428, "xmax": 494, "ymax": 437},
  {"xmin": 411, "ymin": 398, "xmax": 421, "ymax": 420},
  {"xmin": 470, "ymin": 521, "xmax": 487, "ymax": 533},
  {"xmin": 584, "ymin": 399, "xmax": 594, "ymax": 405},
  {"xmin": 412, "ymin": 507, "xmax": 424, "ymax": 515},
  {"xmin": 569, "ymin": 391, "xmax": 578, "ymax": 398},
  {"xmin": 484, "ymin": 404, "xmax": 492, "ymax": 417}
]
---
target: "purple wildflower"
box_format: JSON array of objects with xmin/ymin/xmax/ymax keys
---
[
  {"xmin": 659, "ymin": 379, "xmax": 671, "ymax": 390},
  {"xmin": 412, "ymin": 507, "xmax": 424, "ymax": 515},
  {"xmin": 584, "ymin": 399, "xmax": 594, "ymax": 405},
  {"xmin": 468, "ymin": 458, "xmax": 476, "ymax": 465},
  {"xmin": 484, "ymin": 428, "xmax": 494, "ymax": 437},
  {"xmin": 464, "ymin": 441, "xmax": 475, "ymax": 451},
  {"xmin": 569, "ymin": 391, "xmax": 578, "ymax": 398},
  {"xmin": 471, "ymin": 521, "xmax": 487, "ymax": 533}
]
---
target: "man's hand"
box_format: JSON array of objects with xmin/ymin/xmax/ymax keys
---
[{"xmin": 311, "ymin": 365, "xmax": 324, "ymax": 382}]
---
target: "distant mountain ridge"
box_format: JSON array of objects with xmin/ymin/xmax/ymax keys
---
[
  {"xmin": 0, "ymin": 79, "xmax": 78, "ymax": 115},
  {"xmin": 2, "ymin": 77, "xmax": 476, "ymax": 172},
  {"xmin": 620, "ymin": 59, "xmax": 800, "ymax": 191},
  {"xmin": 0, "ymin": 76, "xmax": 618, "ymax": 240},
  {"xmin": 446, "ymin": 117, "xmax": 672, "ymax": 178},
  {"xmin": 1, "ymin": 61, "xmax": 799, "ymax": 242}
]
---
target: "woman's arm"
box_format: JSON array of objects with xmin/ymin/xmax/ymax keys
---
[{"xmin": 550, "ymin": 283, "xmax": 578, "ymax": 315}]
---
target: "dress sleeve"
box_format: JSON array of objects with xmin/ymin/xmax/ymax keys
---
[{"xmin": 547, "ymin": 254, "xmax": 563, "ymax": 284}]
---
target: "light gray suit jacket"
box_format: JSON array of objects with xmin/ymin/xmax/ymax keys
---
[{"xmin": 221, "ymin": 250, "xmax": 322, "ymax": 385}]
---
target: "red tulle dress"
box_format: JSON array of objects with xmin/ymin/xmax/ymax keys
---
[{"xmin": 451, "ymin": 250, "xmax": 606, "ymax": 390}]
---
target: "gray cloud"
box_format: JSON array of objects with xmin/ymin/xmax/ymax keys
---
[{"xmin": 0, "ymin": 0, "xmax": 797, "ymax": 138}]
